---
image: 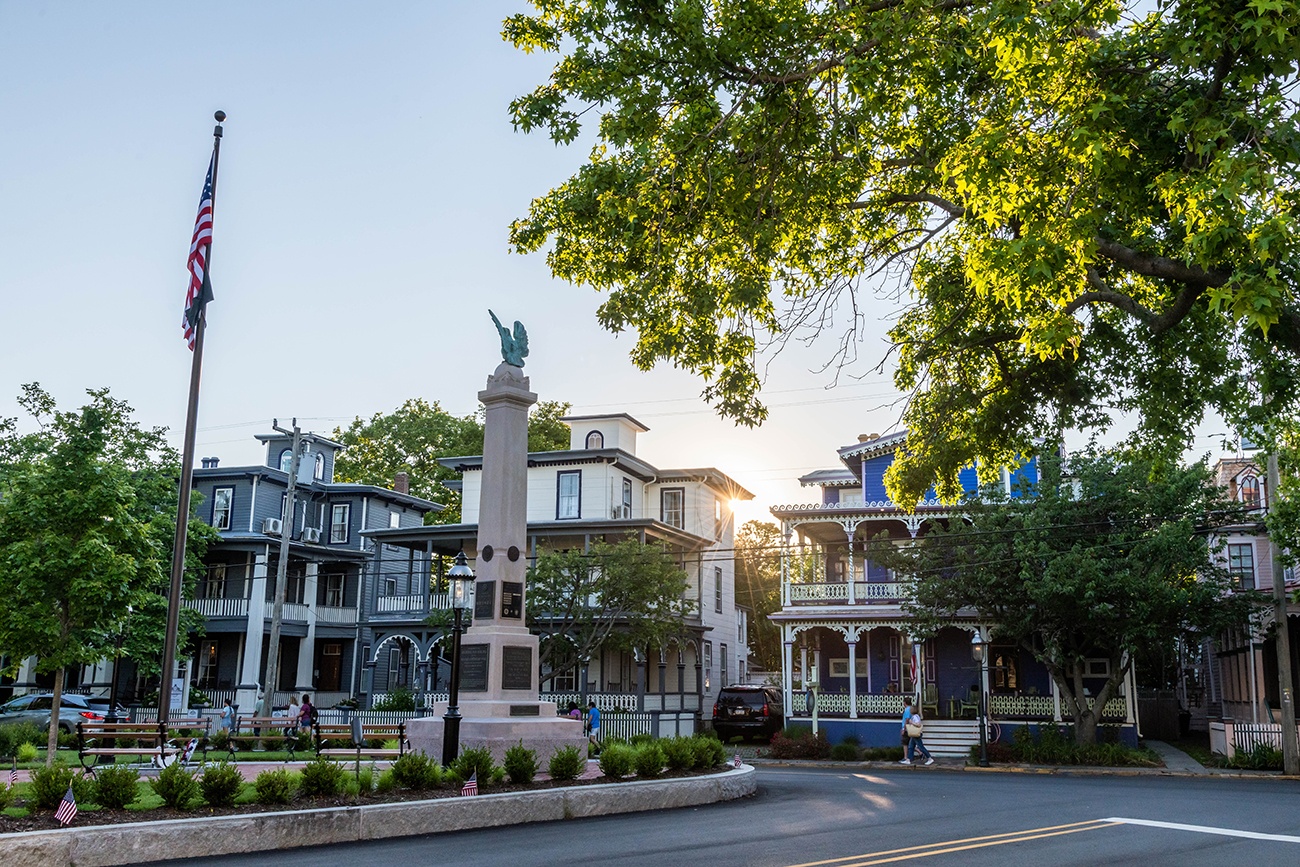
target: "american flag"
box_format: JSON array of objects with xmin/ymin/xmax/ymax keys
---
[
  {"xmin": 9, "ymin": 759, "xmax": 16, "ymax": 785},
  {"xmin": 182, "ymin": 153, "xmax": 216, "ymax": 349},
  {"xmin": 55, "ymin": 785, "xmax": 78, "ymax": 826},
  {"xmin": 460, "ymin": 771, "xmax": 477, "ymax": 797},
  {"xmin": 733, "ymin": 754, "xmax": 742, "ymax": 768}
]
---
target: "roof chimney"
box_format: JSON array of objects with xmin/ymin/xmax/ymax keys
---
[
  {"xmin": 209, "ymin": 456, "xmax": 219, "ymax": 468},
  {"xmin": 394, "ymin": 471, "xmax": 409, "ymax": 495},
  {"xmin": 858, "ymin": 433, "xmax": 880, "ymax": 443}
]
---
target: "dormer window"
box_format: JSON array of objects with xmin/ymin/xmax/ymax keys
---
[
  {"xmin": 1241, "ymin": 475, "xmax": 1260, "ymax": 507},
  {"xmin": 314, "ymin": 452, "xmax": 325, "ymax": 480},
  {"xmin": 279, "ymin": 449, "xmax": 293, "ymax": 472},
  {"xmin": 585, "ymin": 430, "xmax": 604, "ymax": 449}
]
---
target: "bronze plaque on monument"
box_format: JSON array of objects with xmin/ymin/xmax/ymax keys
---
[
  {"xmin": 501, "ymin": 645, "xmax": 533, "ymax": 690},
  {"xmin": 500, "ymin": 581, "xmax": 523, "ymax": 619},
  {"xmin": 474, "ymin": 581, "xmax": 496, "ymax": 621},
  {"xmin": 459, "ymin": 644, "xmax": 490, "ymax": 692}
]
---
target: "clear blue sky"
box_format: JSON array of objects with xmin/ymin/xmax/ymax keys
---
[{"xmin": 0, "ymin": 2, "xmax": 1224, "ymax": 519}]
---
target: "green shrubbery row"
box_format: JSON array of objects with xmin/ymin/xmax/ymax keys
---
[{"xmin": 971, "ymin": 725, "xmax": 1160, "ymax": 767}]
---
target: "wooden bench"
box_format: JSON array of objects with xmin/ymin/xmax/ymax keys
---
[
  {"xmin": 313, "ymin": 721, "xmax": 407, "ymax": 761},
  {"xmin": 77, "ymin": 719, "xmax": 210, "ymax": 776},
  {"xmin": 228, "ymin": 716, "xmax": 304, "ymax": 760}
]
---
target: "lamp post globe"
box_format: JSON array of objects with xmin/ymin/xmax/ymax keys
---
[
  {"xmin": 443, "ymin": 551, "xmax": 475, "ymax": 767},
  {"xmin": 970, "ymin": 629, "xmax": 989, "ymax": 767}
]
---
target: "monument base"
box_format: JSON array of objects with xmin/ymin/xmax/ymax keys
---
[{"xmin": 406, "ymin": 700, "xmax": 587, "ymax": 765}]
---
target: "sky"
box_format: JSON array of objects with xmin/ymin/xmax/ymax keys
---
[{"xmin": 0, "ymin": 2, "xmax": 1227, "ymax": 525}]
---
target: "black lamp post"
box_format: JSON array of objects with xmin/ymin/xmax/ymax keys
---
[
  {"xmin": 442, "ymin": 551, "xmax": 475, "ymax": 767},
  {"xmin": 970, "ymin": 629, "xmax": 989, "ymax": 768}
]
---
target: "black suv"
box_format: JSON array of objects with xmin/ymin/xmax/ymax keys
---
[{"xmin": 711, "ymin": 685, "xmax": 784, "ymax": 742}]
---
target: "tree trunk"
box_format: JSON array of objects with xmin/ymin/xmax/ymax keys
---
[{"xmin": 46, "ymin": 666, "xmax": 64, "ymax": 766}]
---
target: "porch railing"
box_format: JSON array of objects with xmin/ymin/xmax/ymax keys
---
[
  {"xmin": 184, "ymin": 597, "xmax": 250, "ymax": 618},
  {"xmin": 794, "ymin": 692, "xmax": 1125, "ymax": 720},
  {"xmin": 315, "ymin": 605, "xmax": 359, "ymax": 625},
  {"xmin": 787, "ymin": 581, "xmax": 907, "ymax": 604}
]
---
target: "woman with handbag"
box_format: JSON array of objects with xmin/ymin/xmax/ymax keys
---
[{"xmin": 899, "ymin": 702, "xmax": 934, "ymax": 765}]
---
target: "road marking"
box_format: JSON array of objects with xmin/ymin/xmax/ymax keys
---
[
  {"xmin": 1105, "ymin": 817, "xmax": 1300, "ymax": 844},
  {"xmin": 785, "ymin": 820, "xmax": 1119, "ymax": 867}
]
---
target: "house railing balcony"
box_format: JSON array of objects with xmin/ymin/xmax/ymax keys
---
[
  {"xmin": 315, "ymin": 605, "xmax": 359, "ymax": 626},
  {"xmin": 375, "ymin": 591, "xmax": 452, "ymax": 616},
  {"xmin": 184, "ymin": 597, "xmax": 250, "ymax": 618},
  {"xmin": 787, "ymin": 581, "xmax": 908, "ymax": 605},
  {"xmin": 795, "ymin": 691, "xmax": 1127, "ymax": 721},
  {"xmin": 281, "ymin": 602, "xmax": 310, "ymax": 622}
]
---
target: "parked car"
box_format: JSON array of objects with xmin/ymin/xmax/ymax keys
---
[
  {"xmin": 0, "ymin": 693, "xmax": 109, "ymax": 734},
  {"xmin": 711, "ymin": 684, "xmax": 784, "ymax": 742}
]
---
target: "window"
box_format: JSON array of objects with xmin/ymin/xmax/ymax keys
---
[
  {"xmin": 621, "ymin": 478, "xmax": 633, "ymax": 518},
  {"xmin": 714, "ymin": 566, "xmax": 723, "ymax": 613},
  {"xmin": 1229, "ymin": 542, "xmax": 1255, "ymax": 590},
  {"xmin": 389, "ymin": 509, "xmax": 401, "ymax": 528},
  {"xmin": 1241, "ymin": 475, "xmax": 1260, "ymax": 507},
  {"xmin": 715, "ymin": 498, "xmax": 723, "ymax": 537},
  {"xmin": 991, "ymin": 646, "xmax": 1019, "ymax": 691},
  {"xmin": 557, "ymin": 470, "xmax": 581, "ymax": 519},
  {"xmin": 211, "ymin": 487, "xmax": 233, "ymax": 530},
  {"xmin": 204, "ymin": 563, "xmax": 228, "ymax": 599},
  {"xmin": 585, "ymin": 430, "xmax": 603, "ymax": 449},
  {"xmin": 704, "ymin": 641, "xmax": 713, "ymax": 690},
  {"xmin": 324, "ymin": 573, "xmax": 344, "ymax": 607},
  {"xmin": 279, "ymin": 449, "xmax": 293, "ymax": 472},
  {"xmin": 721, "ymin": 643, "xmax": 728, "ymax": 688},
  {"xmin": 384, "ymin": 576, "xmax": 397, "ymax": 597},
  {"xmin": 198, "ymin": 640, "xmax": 218, "ymax": 689},
  {"xmin": 330, "ymin": 503, "xmax": 350, "ymax": 543},
  {"xmin": 661, "ymin": 488, "xmax": 685, "ymax": 528},
  {"xmin": 314, "ymin": 452, "xmax": 324, "ymax": 480}
]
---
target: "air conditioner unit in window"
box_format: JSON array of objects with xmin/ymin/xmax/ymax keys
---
[
  {"xmin": 303, "ymin": 527, "xmax": 322, "ymax": 544},
  {"xmin": 262, "ymin": 517, "xmax": 283, "ymax": 536}
]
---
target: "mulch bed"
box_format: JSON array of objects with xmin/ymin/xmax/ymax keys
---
[{"xmin": 0, "ymin": 767, "xmax": 729, "ymax": 833}]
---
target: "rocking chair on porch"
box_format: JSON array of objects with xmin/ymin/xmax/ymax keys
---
[{"xmin": 921, "ymin": 683, "xmax": 939, "ymax": 719}]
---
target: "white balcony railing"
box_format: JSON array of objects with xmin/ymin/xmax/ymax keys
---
[
  {"xmin": 315, "ymin": 605, "xmax": 359, "ymax": 625},
  {"xmin": 376, "ymin": 595, "xmax": 426, "ymax": 614},
  {"xmin": 184, "ymin": 597, "xmax": 249, "ymax": 618},
  {"xmin": 787, "ymin": 581, "xmax": 907, "ymax": 604},
  {"xmin": 282, "ymin": 603, "xmax": 309, "ymax": 622}
]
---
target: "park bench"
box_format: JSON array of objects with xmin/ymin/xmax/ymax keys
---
[
  {"xmin": 77, "ymin": 718, "xmax": 210, "ymax": 776},
  {"xmin": 228, "ymin": 715, "xmax": 304, "ymax": 760},
  {"xmin": 313, "ymin": 720, "xmax": 407, "ymax": 762}
]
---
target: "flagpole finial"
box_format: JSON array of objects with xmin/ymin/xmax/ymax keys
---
[{"xmin": 214, "ymin": 110, "xmax": 226, "ymax": 122}]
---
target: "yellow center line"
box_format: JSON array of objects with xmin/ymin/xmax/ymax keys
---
[{"xmin": 785, "ymin": 820, "xmax": 1121, "ymax": 867}]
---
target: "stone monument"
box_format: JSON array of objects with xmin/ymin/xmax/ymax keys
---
[{"xmin": 407, "ymin": 313, "xmax": 587, "ymax": 762}]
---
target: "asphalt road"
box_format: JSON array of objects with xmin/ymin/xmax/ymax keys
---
[{"xmin": 164, "ymin": 766, "xmax": 1300, "ymax": 867}]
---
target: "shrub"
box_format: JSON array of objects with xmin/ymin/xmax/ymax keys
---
[
  {"xmin": 548, "ymin": 745, "xmax": 585, "ymax": 781},
  {"xmin": 300, "ymin": 757, "xmax": 346, "ymax": 798},
  {"xmin": 0, "ymin": 721, "xmax": 44, "ymax": 757},
  {"xmin": 662, "ymin": 737, "xmax": 695, "ymax": 771},
  {"xmin": 767, "ymin": 729, "xmax": 831, "ymax": 760},
  {"xmin": 356, "ymin": 764, "xmax": 375, "ymax": 794},
  {"xmin": 374, "ymin": 768, "xmax": 397, "ymax": 793},
  {"xmin": 862, "ymin": 746, "xmax": 905, "ymax": 761},
  {"xmin": 450, "ymin": 747, "xmax": 498, "ymax": 787},
  {"xmin": 57, "ymin": 731, "xmax": 79, "ymax": 751},
  {"xmin": 598, "ymin": 743, "xmax": 636, "ymax": 778},
  {"xmin": 633, "ymin": 742, "xmax": 665, "ymax": 778},
  {"xmin": 150, "ymin": 762, "xmax": 200, "ymax": 810},
  {"xmin": 691, "ymin": 734, "xmax": 727, "ymax": 768},
  {"xmin": 93, "ymin": 764, "xmax": 140, "ymax": 809},
  {"xmin": 389, "ymin": 752, "xmax": 442, "ymax": 790},
  {"xmin": 209, "ymin": 730, "xmax": 230, "ymax": 752},
  {"xmin": 29, "ymin": 762, "xmax": 94, "ymax": 810},
  {"xmin": 830, "ymin": 743, "xmax": 861, "ymax": 762},
  {"xmin": 17, "ymin": 742, "xmax": 40, "ymax": 763},
  {"xmin": 504, "ymin": 741, "xmax": 539, "ymax": 784},
  {"xmin": 0, "ymin": 781, "xmax": 13, "ymax": 810},
  {"xmin": 200, "ymin": 762, "xmax": 244, "ymax": 807},
  {"xmin": 1224, "ymin": 743, "xmax": 1283, "ymax": 770},
  {"xmin": 254, "ymin": 768, "xmax": 297, "ymax": 805},
  {"xmin": 628, "ymin": 733, "xmax": 655, "ymax": 747},
  {"xmin": 371, "ymin": 688, "xmax": 417, "ymax": 712}
]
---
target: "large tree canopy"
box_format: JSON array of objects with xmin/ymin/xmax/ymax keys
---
[
  {"xmin": 734, "ymin": 519, "xmax": 783, "ymax": 672},
  {"xmin": 876, "ymin": 446, "xmax": 1263, "ymax": 743},
  {"xmin": 506, "ymin": 0, "xmax": 1300, "ymax": 504},
  {"xmin": 332, "ymin": 398, "xmax": 571, "ymax": 523}
]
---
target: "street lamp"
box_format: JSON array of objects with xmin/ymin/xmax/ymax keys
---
[
  {"xmin": 442, "ymin": 551, "xmax": 475, "ymax": 767},
  {"xmin": 970, "ymin": 629, "xmax": 989, "ymax": 768}
]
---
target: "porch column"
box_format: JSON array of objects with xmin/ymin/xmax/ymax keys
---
[
  {"xmin": 236, "ymin": 550, "xmax": 269, "ymax": 711},
  {"xmin": 780, "ymin": 524, "xmax": 791, "ymax": 606},
  {"xmin": 847, "ymin": 640, "xmax": 859, "ymax": 719},
  {"xmin": 844, "ymin": 523, "xmax": 856, "ymax": 604},
  {"xmin": 657, "ymin": 650, "xmax": 667, "ymax": 707},
  {"xmin": 635, "ymin": 648, "xmax": 646, "ymax": 712},
  {"xmin": 782, "ymin": 631, "xmax": 795, "ymax": 719},
  {"xmin": 1123, "ymin": 652, "xmax": 1137, "ymax": 727},
  {"xmin": 295, "ymin": 561, "xmax": 319, "ymax": 691},
  {"xmin": 1050, "ymin": 669, "xmax": 1062, "ymax": 722},
  {"xmin": 694, "ymin": 654, "xmax": 703, "ymax": 711},
  {"xmin": 677, "ymin": 650, "xmax": 686, "ymax": 710}
]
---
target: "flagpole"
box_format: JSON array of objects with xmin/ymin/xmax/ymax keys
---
[{"xmin": 159, "ymin": 110, "xmax": 225, "ymax": 727}]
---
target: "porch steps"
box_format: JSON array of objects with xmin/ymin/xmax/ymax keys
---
[{"xmin": 916, "ymin": 719, "xmax": 980, "ymax": 758}]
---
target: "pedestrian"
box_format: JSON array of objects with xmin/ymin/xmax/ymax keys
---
[
  {"xmin": 899, "ymin": 703, "xmax": 934, "ymax": 766},
  {"xmin": 299, "ymin": 693, "xmax": 315, "ymax": 732},
  {"xmin": 218, "ymin": 698, "xmax": 234, "ymax": 732},
  {"xmin": 587, "ymin": 700, "xmax": 601, "ymax": 752},
  {"xmin": 286, "ymin": 694, "xmax": 300, "ymax": 736},
  {"xmin": 252, "ymin": 692, "xmax": 266, "ymax": 737},
  {"xmin": 567, "ymin": 701, "xmax": 581, "ymax": 720}
]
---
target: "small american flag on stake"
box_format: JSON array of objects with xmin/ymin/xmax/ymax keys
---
[
  {"xmin": 460, "ymin": 771, "xmax": 478, "ymax": 797},
  {"xmin": 734, "ymin": 754, "xmax": 742, "ymax": 768},
  {"xmin": 182, "ymin": 153, "xmax": 216, "ymax": 349},
  {"xmin": 55, "ymin": 784, "xmax": 78, "ymax": 826},
  {"xmin": 9, "ymin": 758, "xmax": 17, "ymax": 785}
]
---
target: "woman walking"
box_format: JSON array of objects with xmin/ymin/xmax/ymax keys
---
[{"xmin": 899, "ymin": 703, "xmax": 934, "ymax": 766}]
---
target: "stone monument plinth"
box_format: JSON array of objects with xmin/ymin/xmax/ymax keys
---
[{"xmin": 407, "ymin": 351, "xmax": 586, "ymax": 763}]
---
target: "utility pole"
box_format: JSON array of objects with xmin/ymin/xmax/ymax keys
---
[
  {"xmin": 1266, "ymin": 452, "xmax": 1299, "ymax": 775},
  {"xmin": 262, "ymin": 419, "xmax": 303, "ymax": 707}
]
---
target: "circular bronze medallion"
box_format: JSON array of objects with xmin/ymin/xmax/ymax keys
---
[{"xmin": 481, "ymin": 545, "xmax": 494, "ymax": 562}]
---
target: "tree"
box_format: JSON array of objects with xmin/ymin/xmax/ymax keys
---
[
  {"xmin": 734, "ymin": 520, "xmax": 782, "ymax": 672},
  {"xmin": 0, "ymin": 385, "xmax": 213, "ymax": 762},
  {"xmin": 505, "ymin": 1, "xmax": 1300, "ymax": 504},
  {"xmin": 878, "ymin": 446, "xmax": 1263, "ymax": 743},
  {"xmin": 332, "ymin": 398, "xmax": 572, "ymax": 523},
  {"xmin": 527, "ymin": 539, "xmax": 694, "ymax": 684}
]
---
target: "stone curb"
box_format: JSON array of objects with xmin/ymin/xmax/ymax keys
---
[
  {"xmin": 749, "ymin": 758, "xmax": 1300, "ymax": 780},
  {"xmin": 0, "ymin": 766, "xmax": 757, "ymax": 867}
]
